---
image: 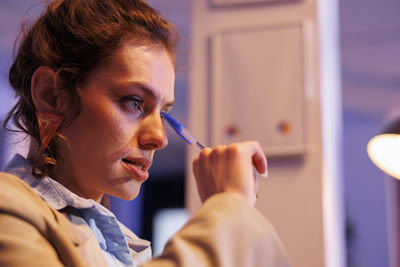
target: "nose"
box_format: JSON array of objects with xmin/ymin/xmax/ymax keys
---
[{"xmin": 138, "ymin": 112, "xmax": 168, "ymax": 150}]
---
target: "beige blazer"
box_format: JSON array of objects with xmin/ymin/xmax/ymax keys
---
[
  {"xmin": 0, "ymin": 172, "xmax": 289, "ymax": 266},
  {"xmin": 146, "ymin": 193, "xmax": 289, "ymax": 267},
  {"xmin": 0, "ymin": 172, "xmax": 108, "ymax": 266}
]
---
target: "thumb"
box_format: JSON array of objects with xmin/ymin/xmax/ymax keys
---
[{"xmin": 251, "ymin": 143, "xmax": 268, "ymax": 176}]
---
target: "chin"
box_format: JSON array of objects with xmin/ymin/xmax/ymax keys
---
[
  {"xmin": 119, "ymin": 192, "xmax": 140, "ymax": 201},
  {"xmin": 111, "ymin": 183, "xmax": 142, "ymax": 201}
]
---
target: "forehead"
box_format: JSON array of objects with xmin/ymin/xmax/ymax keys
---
[
  {"xmin": 91, "ymin": 43, "xmax": 175, "ymax": 100},
  {"xmin": 104, "ymin": 43, "xmax": 175, "ymax": 79}
]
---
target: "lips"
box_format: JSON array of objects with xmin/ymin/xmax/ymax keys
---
[
  {"xmin": 121, "ymin": 157, "xmax": 152, "ymax": 182},
  {"xmin": 122, "ymin": 158, "xmax": 146, "ymax": 170}
]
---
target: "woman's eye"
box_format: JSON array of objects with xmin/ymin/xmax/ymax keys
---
[{"xmin": 123, "ymin": 96, "xmax": 143, "ymax": 111}]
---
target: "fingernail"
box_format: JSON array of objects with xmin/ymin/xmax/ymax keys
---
[{"xmin": 260, "ymin": 170, "xmax": 269, "ymax": 179}]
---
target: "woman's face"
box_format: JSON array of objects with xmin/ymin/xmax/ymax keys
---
[{"xmin": 58, "ymin": 43, "xmax": 175, "ymax": 201}]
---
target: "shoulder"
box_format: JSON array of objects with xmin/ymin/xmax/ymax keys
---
[
  {"xmin": 0, "ymin": 172, "xmax": 88, "ymax": 267},
  {"xmin": 0, "ymin": 171, "xmax": 56, "ymax": 222},
  {"xmin": 0, "ymin": 171, "xmax": 44, "ymax": 202}
]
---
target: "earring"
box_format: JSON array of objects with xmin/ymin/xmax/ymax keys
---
[{"xmin": 37, "ymin": 112, "xmax": 64, "ymax": 150}]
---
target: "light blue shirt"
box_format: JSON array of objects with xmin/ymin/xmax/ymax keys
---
[{"xmin": 4, "ymin": 154, "xmax": 152, "ymax": 267}]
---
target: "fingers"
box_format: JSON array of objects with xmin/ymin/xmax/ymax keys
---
[
  {"xmin": 246, "ymin": 141, "xmax": 268, "ymax": 176},
  {"xmin": 192, "ymin": 148, "xmax": 214, "ymax": 202},
  {"xmin": 192, "ymin": 141, "xmax": 268, "ymax": 206}
]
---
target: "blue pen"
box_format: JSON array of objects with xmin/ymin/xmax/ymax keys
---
[
  {"xmin": 162, "ymin": 112, "xmax": 268, "ymax": 179},
  {"xmin": 162, "ymin": 112, "xmax": 205, "ymax": 151}
]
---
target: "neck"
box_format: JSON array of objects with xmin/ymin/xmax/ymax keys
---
[
  {"xmin": 27, "ymin": 141, "xmax": 103, "ymax": 203},
  {"xmin": 53, "ymin": 165, "xmax": 104, "ymax": 203}
]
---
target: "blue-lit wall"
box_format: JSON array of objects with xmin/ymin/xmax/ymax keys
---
[{"xmin": 340, "ymin": 0, "xmax": 400, "ymax": 266}]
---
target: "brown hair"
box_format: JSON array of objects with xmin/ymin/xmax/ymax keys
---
[{"xmin": 4, "ymin": 0, "xmax": 179, "ymax": 179}]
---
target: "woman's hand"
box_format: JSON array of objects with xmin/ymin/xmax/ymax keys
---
[{"xmin": 192, "ymin": 141, "xmax": 267, "ymax": 206}]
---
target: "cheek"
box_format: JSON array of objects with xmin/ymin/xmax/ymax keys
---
[
  {"xmin": 92, "ymin": 116, "xmax": 142, "ymax": 165},
  {"xmin": 65, "ymin": 104, "xmax": 130, "ymax": 158},
  {"xmin": 100, "ymin": 117, "xmax": 134, "ymax": 155},
  {"xmin": 85, "ymin": 110, "xmax": 130, "ymax": 153}
]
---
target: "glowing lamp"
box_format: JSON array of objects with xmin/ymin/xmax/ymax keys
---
[{"xmin": 367, "ymin": 119, "xmax": 400, "ymax": 179}]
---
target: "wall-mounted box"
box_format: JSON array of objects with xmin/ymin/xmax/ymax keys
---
[{"xmin": 210, "ymin": 21, "xmax": 310, "ymax": 156}]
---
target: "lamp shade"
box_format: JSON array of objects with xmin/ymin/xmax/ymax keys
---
[{"xmin": 367, "ymin": 118, "xmax": 400, "ymax": 180}]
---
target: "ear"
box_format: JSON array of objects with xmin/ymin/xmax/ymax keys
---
[{"xmin": 31, "ymin": 66, "xmax": 58, "ymax": 113}]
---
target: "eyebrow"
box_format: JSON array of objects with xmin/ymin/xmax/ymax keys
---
[{"xmin": 128, "ymin": 82, "xmax": 175, "ymax": 110}]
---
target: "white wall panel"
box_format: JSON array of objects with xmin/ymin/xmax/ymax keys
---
[{"xmin": 211, "ymin": 22, "xmax": 307, "ymax": 156}]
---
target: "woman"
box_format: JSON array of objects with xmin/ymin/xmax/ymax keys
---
[{"xmin": 0, "ymin": 0, "xmax": 289, "ymax": 266}]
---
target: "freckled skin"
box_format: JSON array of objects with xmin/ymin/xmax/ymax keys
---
[{"xmin": 56, "ymin": 44, "xmax": 175, "ymax": 202}]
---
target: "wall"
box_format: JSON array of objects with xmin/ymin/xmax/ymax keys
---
[
  {"xmin": 186, "ymin": 0, "xmax": 344, "ymax": 266},
  {"xmin": 0, "ymin": 1, "xmax": 37, "ymax": 169}
]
